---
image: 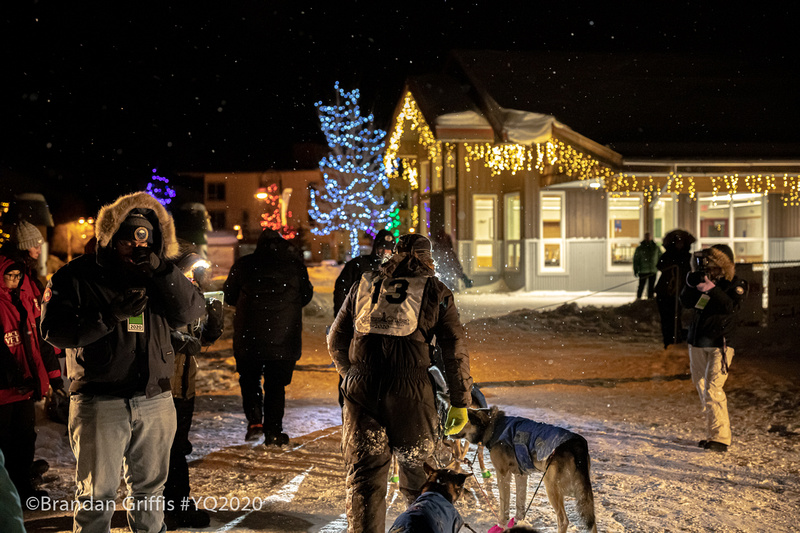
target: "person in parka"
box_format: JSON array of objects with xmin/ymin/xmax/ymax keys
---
[
  {"xmin": 223, "ymin": 228, "xmax": 313, "ymax": 446},
  {"xmin": 680, "ymin": 244, "xmax": 747, "ymax": 453},
  {"xmin": 40, "ymin": 191, "xmax": 205, "ymax": 533},
  {"xmin": 164, "ymin": 248, "xmax": 223, "ymax": 529},
  {"xmin": 333, "ymin": 229, "xmax": 395, "ymax": 318},
  {"xmin": 633, "ymin": 232, "xmax": 662, "ymax": 299},
  {"xmin": 327, "ymin": 233, "xmax": 473, "ymax": 533}
]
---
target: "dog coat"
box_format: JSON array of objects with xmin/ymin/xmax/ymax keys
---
[
  {"xmin": 488, "ymin": 416, "xmax": 578, "ymax": 475},
  {"xmin": 388, "ymin": 491, "xmax": 464, "ymax": 533}
]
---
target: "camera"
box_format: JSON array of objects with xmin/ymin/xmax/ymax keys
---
[{"xmin": 692, "ymin": 249, "xmax": 710, "ymax": 275}]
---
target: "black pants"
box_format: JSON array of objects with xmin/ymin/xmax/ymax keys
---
[
  {"xmin": 656, "ymin": 294, "xmax": 685, "ymax": 347},
  {"xmin": 164, "ymin": 397, "xmax": 195, "ymax": 510},
  {"xmin": 637, "ymin": 274, "xmax": 656, "ymax": 299},
  {"xmin": 0, "ymin": 398, "xmax": 36, "ymax": 498},
  {"xmin": 237, "ymin": 359, "xmax": 296, "ymax": 436},
  {"xmin": 341, "ymin": 367, "xmax": 438, "ymax": 533}
]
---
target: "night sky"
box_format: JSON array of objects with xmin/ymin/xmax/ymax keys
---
[{"xmin": 3, "ymin": 2, "xmax": 799, "ymax": 217}]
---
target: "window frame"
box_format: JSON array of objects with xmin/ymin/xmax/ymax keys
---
[
  {"xmin": 607, "ymin": 193, "xmax": 644, "ymax": 273},
  {"xmin": 472, "ymin": 194, "xmax": 498, "ymax": 272},
  {"xmin": 539, "ymin": 191, "xmax": 566, "ymax": 274}
]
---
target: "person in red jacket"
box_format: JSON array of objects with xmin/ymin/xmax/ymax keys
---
[{"xmin": 0, "ymin": 256, "xmax": 61, "ymax": 500}]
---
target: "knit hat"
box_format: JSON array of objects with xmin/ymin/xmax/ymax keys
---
[
  {"xmin": 372, "ymin": 229, "xmax": 395, "ymax": 253},
  {"xmin": 394, "ymin": 234, "xmax": 432, "ymax": 254},
  {"xmin": 114, "ymin": 213, "xmax": 154, "ymax": 245},
  {"xmin": 15, "ymin": 220, "xmax": 44, "ymax": 250}
]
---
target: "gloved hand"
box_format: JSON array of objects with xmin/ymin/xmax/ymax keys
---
[
  {"xmin": 181, "ymin": 335, "xmax": 202, "ymax": 357},
  {"xmin": 108, "ymin": 290, "xmax": 148, "ymax": 324},
  {"xmin": 444, "ymin": 406, "xmax": 468, "ymax": 435},
  {"xmin": 462, "ymin": 276, "xmax": 474, "ymax": 289},
  {"xmin": 49, "ymin": 377, "xmax": 64, "ymax": 391}
]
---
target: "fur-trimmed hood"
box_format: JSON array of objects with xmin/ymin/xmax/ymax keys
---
[
  {"xmin": 707, "ymin": 247, "xmax": 735, "ymax": 282},
  {"xmin": 95, "ymin": 192, "xmax": 179, "ymax": 260}
]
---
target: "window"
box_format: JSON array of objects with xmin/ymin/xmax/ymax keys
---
[
  {"xmin": 697, "ymin": 193, "xmax": 765, "ymax": 262},
  {"xmin": 505, "ymin": 193, "xmax": 521, "ymax": 269},
  {"xmin": 444, "ymin": 145, "xmax": 457, "ymax": 189},
  {"xmin": 444, "ymin": 194, "xmax": 456, "ymax": 241},
  {"xmin": 652, "ymin": 195, "xmax": 677, "ymax": 240},
  {"xmin": 207, "ymin": 182, "xmax": 226, "ymax": 201},
  {"xmin": 608, "ymin": 195, "xmax": 643, "ymax": 267},
  {"xmin": 421, "ymin": 199, "xmax": 431, "ymax": 237},
  {"xmin": 432, "ymin": 154, "xmax": 442, "ymax": 192},
  {"xmin": 420, "ymin": 161, "xmax": 430, "ymax": 194},
  {"xmin": 540, "ymin": 192, "xmax": 564, "ymax": 271},
  {"xmin": 473, "ymin": 195, "xmax": 496, "ymax": 270}
]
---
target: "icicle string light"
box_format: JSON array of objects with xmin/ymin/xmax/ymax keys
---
[{"xmin": 384, "ymin": 92, "xmax": 800, "ymax": 206}]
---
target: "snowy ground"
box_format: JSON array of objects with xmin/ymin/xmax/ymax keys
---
[{"xmin": 22, "ymin": 266, "xmax": 800, "ymax": 532}]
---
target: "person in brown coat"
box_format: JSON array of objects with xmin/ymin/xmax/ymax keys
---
[{"xmin": 328, "ymin": 234, "xmax": 472, "ymax": 533}]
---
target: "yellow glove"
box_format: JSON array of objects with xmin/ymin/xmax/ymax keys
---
[{"xmin": 444, "ymin": 406, "xmax": 468, "ymax": 435}]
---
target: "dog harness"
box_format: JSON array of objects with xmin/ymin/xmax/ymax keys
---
[
  {"xmin": 486, "ymin": 416, "xmax": 579, "ymax": 475},
  {"xmin": 388, "ymin": 491, "xmax": 464, "ymax": 533}
]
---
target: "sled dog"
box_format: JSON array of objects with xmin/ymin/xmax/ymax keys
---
[
  {"xmin": 455, "ymin": 407, "xmax": 597, "ymax": 533},
  {"xmin": 388, "ymin": 463, "xmax": 469, "ymax": 533}
]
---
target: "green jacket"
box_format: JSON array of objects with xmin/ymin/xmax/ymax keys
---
[{"xmin": 633, "ymin": 240, "xmax": 662, "ymax": 276}]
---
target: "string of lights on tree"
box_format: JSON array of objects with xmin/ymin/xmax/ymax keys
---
[
  {"xmin": 259, "ymin": 183, "xmax": 297, "ymax": 239},
  {"xmin": 385, "ymin": 91, "xmax": 800, "ymax": 207},
  {"xmin": 309, "ymin": 82, "xmax": 398, "ymax": 258},
  {"xmin": 145, "ymin": 169, "xmax": 177, "ymax": 206}
]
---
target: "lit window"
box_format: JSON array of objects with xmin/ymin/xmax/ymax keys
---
[
  {"xmin": 473, "ymin": 195, "xmax": 496, "ymax": 269},
  {"xmin": 541, "ymin": 192, "xmax": 564, "ymax": 271},
  {"xmin": 505, "ymin": 193, "xmax": 521, "ymax": 269},
  {"xmin": 608, "ymin": 195, "xmax": 643, "ymax": 267},
  {"xmin": 698, "ymin": 193, "xmax": 765, "ymax": 262}
]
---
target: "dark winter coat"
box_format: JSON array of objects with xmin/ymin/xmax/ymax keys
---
[
  {"xmin": 679, "ymin": 248, "xmax": 746, "ymax": 348},
  {"xmin": 655, "ymin": 248, "xmax": 692, "ymax": 298},
  {"xmin": 223, "ymin": 230, "xmax": 313, "ymax": 361},
  {"xmin": 328, "ymin": 253, "xmax": 472, "ymax": 408},
  {"xmin": 41, "ymin": 192, "xmax": 206, "ymax": 398},
  {"xmin": 388, "ymin": 491, "xmax": 464, "ymax": 533},
  {"xmin": 333, "ymin": 229, "xmax": 394, "ymax": 317},
  {"xmin": 633, "ymin": 240, "xmax": 662, "ymax": 276},
  {"xmin": 170, "ymin": 297, "xmax": 224, "ymax": 400},
  {"xmin": 1, "ymin": 256, "xmax": 60, "ymax": 405},
  {"xmin": 487, "ymin": 415, "xmax": 580, "ymax": 475}
]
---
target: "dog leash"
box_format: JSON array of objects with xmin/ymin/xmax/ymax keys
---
[
  {"xmin": 521, "ymin": 456, "xmax": 553, "ymax": 522},
  {"xmin": 463, "ymin": 443, "xmax": 501, "ymax": 525}
]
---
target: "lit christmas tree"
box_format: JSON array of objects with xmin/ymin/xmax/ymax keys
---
[
  {"xmin": 146, "ymin": 169, "xmax": 177, "ymax": 206},
  {"xmin": 309, "ymin": 82, "xmax": 397, "ymax": 258},
  {"xmin": 259, "ymin": 183, "xmax": 297, "ymax": 239}
]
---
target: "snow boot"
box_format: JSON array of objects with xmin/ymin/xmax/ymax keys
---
[
  {"xmin": 264, "ymin": 432, "xmax": 290, "ymax": 447},
  {"xmin": 245, "ymin": 423, "xmax": 263, "ymax": 441},
  {"xmin": 705, "ymin": 441, "xmax": 728, "ymax": 452}
]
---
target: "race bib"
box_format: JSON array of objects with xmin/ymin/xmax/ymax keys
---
[{"xmin": 354, "ymin": 275, "xmax": 427, "ymax": 336}]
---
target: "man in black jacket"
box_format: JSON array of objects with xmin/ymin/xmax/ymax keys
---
[
  {"xmin": 223, "ymin": 228, "xmax": 314, "ymax": 446},
  {"xmin": 680, "ymin": 244, "xmax": 747, "ymax": 453},
  {"xmin": 41, "ymin": 192, "xmax": 205, "ymax": 533},
  {"xmin": 333, "ymin": 229, "xmax": 395, "ymax": 317},
  {"xmin": 328, "ymin": 234, "xmax": 472, "ymax": 533}
]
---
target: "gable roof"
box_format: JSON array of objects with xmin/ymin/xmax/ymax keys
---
[{"xmin": 407, "ymin": 49, "xmax": 799, "ymax": 160}]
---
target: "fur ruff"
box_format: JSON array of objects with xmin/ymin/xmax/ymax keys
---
[
  {"xmin": 707, "ymin": 247, "xmax": 735, "ymax": 281},
  {"xmin": 95, "ymin": 191, "xmax": 179, "ymax": 259}
]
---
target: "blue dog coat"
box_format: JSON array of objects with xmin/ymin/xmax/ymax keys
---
[
  {"xmin": 487, "ymin": 416, "xmax": 579, "ymax": 475},
  {"xmin": 389, "ymin": 491, "xmax": 464, "ymax": 533}
]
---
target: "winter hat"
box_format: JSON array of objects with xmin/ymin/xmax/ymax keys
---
[
  {"xmin": 373, "ymin": 229, "xmax": 395, "ymax": 252},
  {"xmin": 15, "ymin": 220, "xmax": 44, "ymax": 250},
  {"xmin": 394, "ymin": 234, "xmax": 432, "ymax": 254},
  {"xmin": 114, "ymin": 212, "xmax": 154, "ymax": 245},
  {"xmin": 710, "ymin": 244, "xmax": 734, "ymax": 263}
]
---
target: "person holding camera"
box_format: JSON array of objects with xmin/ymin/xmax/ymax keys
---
[
  {"xmin": 41, "ymin": 192, "xmax": 205, "ymax": 533},
  {"xmin": 679, "ymin": 244, "xmax": 747, "ymax": 453}
]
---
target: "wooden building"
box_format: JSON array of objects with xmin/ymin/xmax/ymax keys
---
[{"xmin": 384, "ymin": 51, "xmax": 800, "ymax": 291}]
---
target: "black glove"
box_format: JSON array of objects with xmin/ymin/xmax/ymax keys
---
[
  {"xmin": 462, "ymin": 276, "xmax": 474, "ymax": 288},
  {"xmin": 179, "ymin": 334, "xmax": 202, "ymax": 356},
  {"xmin": 49, "ymin": 377, "xmax": 64, "ymax": 391},
  {"xmin": 108, "ymin": 290, "xmax": 148, "ymax": 324}
]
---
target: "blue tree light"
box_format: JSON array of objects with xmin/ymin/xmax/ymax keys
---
[
  {"xmin": 309, "ymin": 82, "xmax": 398, "ymax": 258},
  {"xmin": 146, "ymin": 169, "xmax": 177, "ymax": 206}
]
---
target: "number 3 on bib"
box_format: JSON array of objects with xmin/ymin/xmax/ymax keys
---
[{"xmin": 355, "ymin": 275, "xmax": 426, "ymax": 336}]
